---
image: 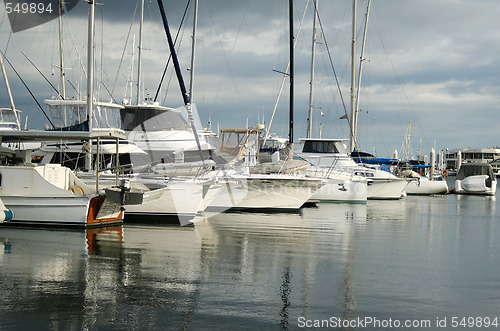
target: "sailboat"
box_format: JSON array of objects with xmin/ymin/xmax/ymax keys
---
[
  {"xmin": 347, "ymin": 0, "xmax": 410, "ymax": 199},
  {"xmin": 295, "ymin": 0, "xmax": 367, "ymax": 203},
  {"xmin": 204, "ymin": 0, "xmax": 325, "ymax": 213}
]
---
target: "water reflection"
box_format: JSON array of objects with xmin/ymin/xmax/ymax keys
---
[{"xmin": 1, "ymin": 195, "xmax": 500, "ymax": 329}]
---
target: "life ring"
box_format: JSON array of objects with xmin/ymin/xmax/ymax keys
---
[{"xmin": 69, "ymin": 185, "xmax": 84, "ymax": 195}]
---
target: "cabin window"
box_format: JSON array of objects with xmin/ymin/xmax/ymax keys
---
[{"xmin": 303, "ymin": 141, "xmax": 339, "ymax": 154}]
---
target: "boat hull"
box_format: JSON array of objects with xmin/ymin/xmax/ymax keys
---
[
  {"xmin": 206, "ymin": 175, "xmax": 323, "ymax": 212},
  {"xmin": 124, "ymin": 180, "xmax": 208, "ymax": 226},
  {"xmin": 367, "ymin": 178, "xmax": 410, "ymax": 200},
  {"xmin": 1, "ymin": 195, "xmax": 122, "ymax": 227},
  {"xmin": 405, "ymin": 178, "xmax": 448, "ymax": 195},
  {"xmin": 0, "ymin": 164, "xmax": 122, "ymax": 227},
  {"xmin": 455, "ymin": 175, "xmax": 497, "ymax": 195},
  {"xmin": 310, "ymin": 177, "xmax": 367, "ymax": 202}
]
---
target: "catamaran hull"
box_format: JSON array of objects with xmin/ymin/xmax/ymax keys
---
[
  {"xmin": 206, "ymin": 177, "xmax": 323, "ymax": 212},
  {"xmin": 124, "ymin": 181, "xmax": 208, "ymax": 226}
]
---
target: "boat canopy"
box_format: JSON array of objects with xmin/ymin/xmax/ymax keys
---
[
  {"xmin": 45, "ymin": 99, "xmax": 123, "ymax": 131},
  {"xmin": 457, "ymin": 163, "xmax": 494, "ymax": 180},
  {"xmin": 121, "ymin": 105, "xmax": 189, "ymax": 132}
]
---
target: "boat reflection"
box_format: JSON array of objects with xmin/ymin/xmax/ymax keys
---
[{"xmin": 0, "ymin": 203, "xmax": 369, "ymax": 329}]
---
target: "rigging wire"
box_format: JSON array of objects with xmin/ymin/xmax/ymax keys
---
[
  {"xmin": 315, "ymin": 3, "xmax": 349, "ymax": 129},
  {"xmin": 21, "ymin": 51, "xmax": 63, "ymax": 100},
  {"xmin": 203, "ymin": 0, "xmax": 248, "ymax": 114},
  {"xmin": 111, "ymin": 0, "xmax": 140, "ymax": 99},
  {"xmin": 0, "ymin": 51, "xmax": 56, "ymax": 129},
  {"xmin": 370, "ymin": 5, "xmax": 430, "ymax": 154}
]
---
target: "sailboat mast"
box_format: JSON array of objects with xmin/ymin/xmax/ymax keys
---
[
  {"xmin": 85, "ymin": 0, "xmax": 95, "ymax": 171},
  {"xmin": 289, "ymin": 0, "xmax": 294, "ymax": 144},
  {"xmin": 349, "ymin": 0, "xmax": 357, "ymax": 153},
  {"xmin": 307, "ymin": 0, "xmax": 318, "ymax": 139},
  {"xmin": 136, "ymin": 0, "xmax": 144, "ymax": 105},
  {"xmin": 189, "ymin": 0, "xmax": 198, "ymax": 103},
  {"xmin": 157, "ymin": 0, "xmax": 205, "ymax": 162},
  {"xmin": 86, "ymin": 0, "xmax": 95, "ymax": 132},
  {"xmin": 354, "ymin": 0, "xmax": 370, "ymax": 145},
  {"xmin": 58, "ymin": 0, "xmax": 66, "ymax": 100}
]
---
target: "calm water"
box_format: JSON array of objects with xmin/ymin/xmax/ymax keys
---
[{"xmin": 1, "ymin": 191, "xmax": 500, "ymax": 330}]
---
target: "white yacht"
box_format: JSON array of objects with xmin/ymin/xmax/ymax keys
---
[
  {"xmin": 295, "ymin": 139, "xmax": 367, "ymax": 203},
  {"xmin": 0, "ymin": 130, "xmax": 131, "ymax": 227},
  {"xmin": 122, "ymin": 102, "xmax": 217, "ymax": 166},
  {"xmin": 455, "ymin": 163, "xmax": 497, "ymax": 195},
  {"xmin": 297, "ymin": 139, "xmax": 409, "ymax": 200}
]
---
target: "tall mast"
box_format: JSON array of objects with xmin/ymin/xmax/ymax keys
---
[
  {"xmin": 136, "ymin": 0, "xmax": 144, "ymax": 104},
  {"xmin": 307, "ymin": 0, "xmax": 318, "ymax": 139},
  {"xmin": 157, "ymin": 0, "xmax": 204, "ymax": 162},
  {"xmin": 289, "ymin": 0, "xmax": 294, "ymax": 144},
  {"xmin": 349, "ymin": 0, "xmax": 357, "ymax": 152},
  {"xmin": 188, "ymin": 0, "xmax": 198, "ymax": 103},
  {"xmin": 86, "ymin": 0, "xmax": 95, "ymax": 132},
  {"xmin": 354, "ymin": 0, "xmax": 371, "ymax": 145},
  {"xmin": 85, "ymin": 0, "xmax": 95, "ymax": 171},
  {"xmin": 58, "ymin": 0, "xmax": 66, "ymax": 100},
  {"xmin": 127, "ymin": 35, "xmax": 136, "ymax": 103}
]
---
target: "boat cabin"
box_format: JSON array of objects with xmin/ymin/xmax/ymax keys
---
[{"xmin": 299, "ymin": 138, "xmax": 349, "ymax": 155}]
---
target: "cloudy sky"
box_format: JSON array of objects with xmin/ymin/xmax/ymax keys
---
[{"xmin": 1, "ymin": 0, "xmax": 499, "ymax": 158}]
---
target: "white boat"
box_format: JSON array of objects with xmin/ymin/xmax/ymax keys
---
[
  {"xmin": 204, "ymin": 128, "xmax": 324, "ymax": 213},
  {"xmin": 297, "ymin": 138, "xmax": 409, "ymax": 200},
  {"xmin": 296, "ymin": 139, "xmax": 367, "ymax": 203},
  {"xmin": 398, "ymin": 169, "xmax": 448, "ymax": 195},
  {"xmin": 205, "ymin": 170, "xmax": 324, "ymax": 213},
  {"xmin": 123, "ymin": 102, "xmax": 217, "ymax": 165},
  {"xmin": 0, "ymin": 130, "xmax": 129, "ymax": 227},
  {"xmin": 455, "ymin": 163, "xmax": 497, "ymax": 195},
  {"xmin": 365, "ymin": 172, "xmax": 411, "ymax": 200},
  {"xmin": 403, "ymin": 176, "xmax": 448, "ymax": 195},
  {"xmin": 120, "ymin": 175, "xmax": 213, "ymax": 226}
]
